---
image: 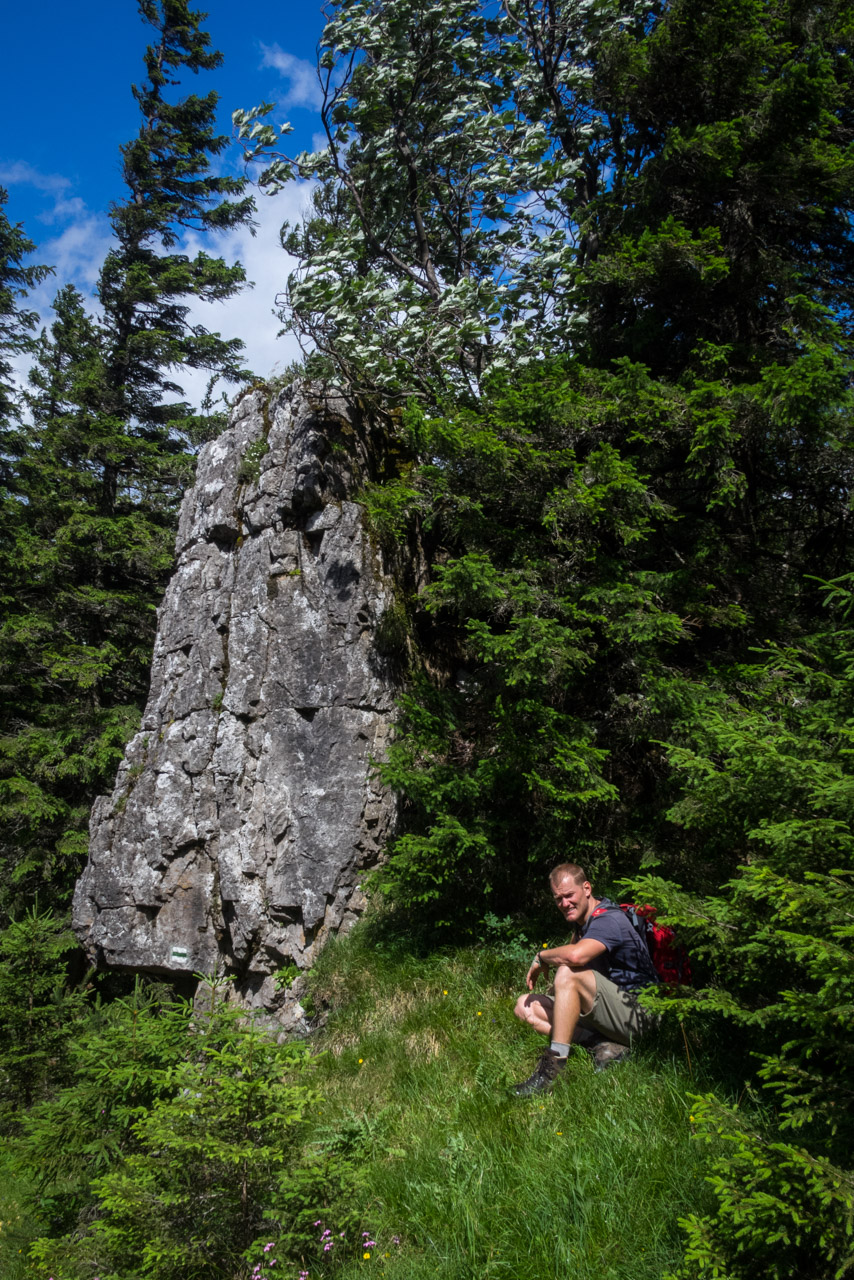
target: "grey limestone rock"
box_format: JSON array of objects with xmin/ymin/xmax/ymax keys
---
[{"xmin": 73, "ymin": 383, "xmax": 397, "ymax": 1022}]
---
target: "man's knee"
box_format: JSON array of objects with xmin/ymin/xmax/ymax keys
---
[
  {"xmin": 514, "ymin": 993, "xmax": 542, "ymax": 1026},
  {"xmin": 553, "ymin": 965, "xmax": 597, "ymax": 1010},
  {"xmin": 553, "ymin": 965, "xmax": 591, "ymax": 993},
  {"xmin": 514, "ymin": 993, "xmax": 551, "ymax": 1030}
]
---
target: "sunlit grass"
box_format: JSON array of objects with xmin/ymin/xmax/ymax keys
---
[{"xmin": 302, "ymin": 930, "xmax": 713, "ymax": 1280}]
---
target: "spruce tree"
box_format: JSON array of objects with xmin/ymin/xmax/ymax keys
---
[
  {"xmin": 98, "ymin": 0, "xmax": 255, "ymax": 464},
  {"xmin": 0, "ymin": 287, "xmax": 126, "ymax": 912},
  {"xmin": 0, "ymin": 1, "xmax": 254, "ymax": 917},
  {"xmin": 0, "ymin": 187, "xmax": 52, "ymax": 427}
]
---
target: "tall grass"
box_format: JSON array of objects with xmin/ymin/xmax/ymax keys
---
[{"xmin": 300, "ymin": 928, "xmax": 714, "ymax": 1280}]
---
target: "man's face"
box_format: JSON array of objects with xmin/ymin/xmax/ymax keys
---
[{"xmin": 551, "ymin": 874, "xmax": 593, "ymax": 927}]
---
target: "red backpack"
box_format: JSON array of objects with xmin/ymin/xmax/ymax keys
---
[
  {"xmin": 591, "ymin": 901, "xmax": 692, "ymax": 986},
  {"xmin": 623, "ymin": 902, "xmax": 692, "ymax": 986}
]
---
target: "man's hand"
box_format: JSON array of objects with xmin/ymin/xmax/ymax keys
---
[
  {"xmin": 526, "ymin": 954, "xmax": 546, "ymax": 991},
  {"xmin": 529, "ymin": 938, "xmax": 608, "ymax": 982}
]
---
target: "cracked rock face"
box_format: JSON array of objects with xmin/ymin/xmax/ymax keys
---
[{"xmin": 73, "ymin": 383, "xmax": 396, "ymax": 1019}]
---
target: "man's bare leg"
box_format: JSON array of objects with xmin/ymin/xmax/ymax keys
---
[
  {"xmin": 513, "ymin": 970, "xmax": 598, "ymax": 1042},
  {"xmin": 550, "ymin": 967, "xmax": 598, "ymax": 1047},
  {"xmin": 512, "ymin": 969, "xmax": 599, "ymax": 1094},
  {"xmin": 552, "ymin": 970, "xmax": 632, "ymax": 1072}
]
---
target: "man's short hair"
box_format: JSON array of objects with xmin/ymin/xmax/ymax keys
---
[{"xmin": 549, "ymin": 862, "xmax": 588, "ymax": 886}]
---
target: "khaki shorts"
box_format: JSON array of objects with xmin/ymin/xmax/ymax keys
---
[{"xmin": 577, "ymin": 973, "xmax": 657, "ymax": 1046}]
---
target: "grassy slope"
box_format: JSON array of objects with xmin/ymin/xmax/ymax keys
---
[
  {"xmin": 299, "ymin": 928, "xmax": 714, "ymax": 1280},
  {"xmin": 0, "ymin": 927, "xmax": 717, "ymax": 1280}
]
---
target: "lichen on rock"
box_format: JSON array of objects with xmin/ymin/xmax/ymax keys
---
[{"xmin": 73, "ymin": 382, "xmax": 397, "ymax": 1022}]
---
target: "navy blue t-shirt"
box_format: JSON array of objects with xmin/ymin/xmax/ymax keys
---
[{"xmin": 578, "ymin": 898, "xmax": 658, "ymax": 991}]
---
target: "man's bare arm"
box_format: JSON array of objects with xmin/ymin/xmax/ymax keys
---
[{"xmin": 525, "ymin": 939, "xmax": 606, "ymax": 989}]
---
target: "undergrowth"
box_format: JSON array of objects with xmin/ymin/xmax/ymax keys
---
[{"xmin": 0, "ymin": 1150, "xmax": 41, "ymax": 1279}]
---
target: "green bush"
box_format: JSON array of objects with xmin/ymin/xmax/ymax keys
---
[
  {"xmin": 625, "ymin": 578, "xmax": 854, "ymax": 1277},
  {"xmin": 19, "ymin": 978, "xmax": 323, "ymax": 1279},
  {"xmin": 0, "ymin": 909, "xmax": 85, "ymax": 1119},
  {"xmin": 666, "ymin": 1096, "xmax": 854, "ymax": 1280}
]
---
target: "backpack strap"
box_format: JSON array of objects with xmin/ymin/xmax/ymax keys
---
[
  {"xmin": 590, "ymin": 900, "xmax": 621, "ymax": 919},
  {"xmin": 581, "ymin": 900, "xmax": 621, "ymax": 939}
]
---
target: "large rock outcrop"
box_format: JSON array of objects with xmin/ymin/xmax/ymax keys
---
[{"xmin": 73, "ymin": 383, "xmax": 396, "ymax": 1018}]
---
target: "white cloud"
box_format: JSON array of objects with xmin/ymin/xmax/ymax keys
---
[
  {"xmin": 177, "ymin": 179, "xmax": 315, "ymax": 406},
  {"xmin": 38, "ymin": 195, "xmax": 90, "ymax": 226},
  {"xmin": 0, "ymin": 161, "xmax": 70, "ymax": 196},
  {"xmin": 5, "ymin": 155, "xmax": 315, "ymax": 412},
  {"xmin": 38, "ymin": 212, "xmax": 113, "ymax": 296},
  {"xmin": 260, "ymin": 44, "xmax": 324, "ymax": 111},
  {"xmin": 0, "ymin": 160, "xmax": 111, "ymax": 307},
  {"xmin": 5, "ymin": 197, "xmax": 113, "ymax": 412}
]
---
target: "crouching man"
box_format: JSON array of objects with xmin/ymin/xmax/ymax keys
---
[{"xmin": 512, "ymin": 862, "xmax": 658, "ymax": 1095}]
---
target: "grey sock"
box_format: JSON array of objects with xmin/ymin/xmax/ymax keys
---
[{"xmin": 550, "ymin": 1040, "xmax": 570, "ymax": 1057}]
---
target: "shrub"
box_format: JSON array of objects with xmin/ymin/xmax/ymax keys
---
[{"xmin": 23, "ymin": 977, "xmax": 320, "ymax": 1280}]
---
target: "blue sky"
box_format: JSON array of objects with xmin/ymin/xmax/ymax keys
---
[{"xmin": 0, "ymin": 0, "xmax": 331, "ymax": 389}]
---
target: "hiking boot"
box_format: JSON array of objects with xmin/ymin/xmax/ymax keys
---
[
  {"xmin": 512, "ymin": 1048, "xmax": 567, "ymax": 1096},
  {"xmin": 591, "ymin": 1040, "xmax": 630, "ymax": 1072}
]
